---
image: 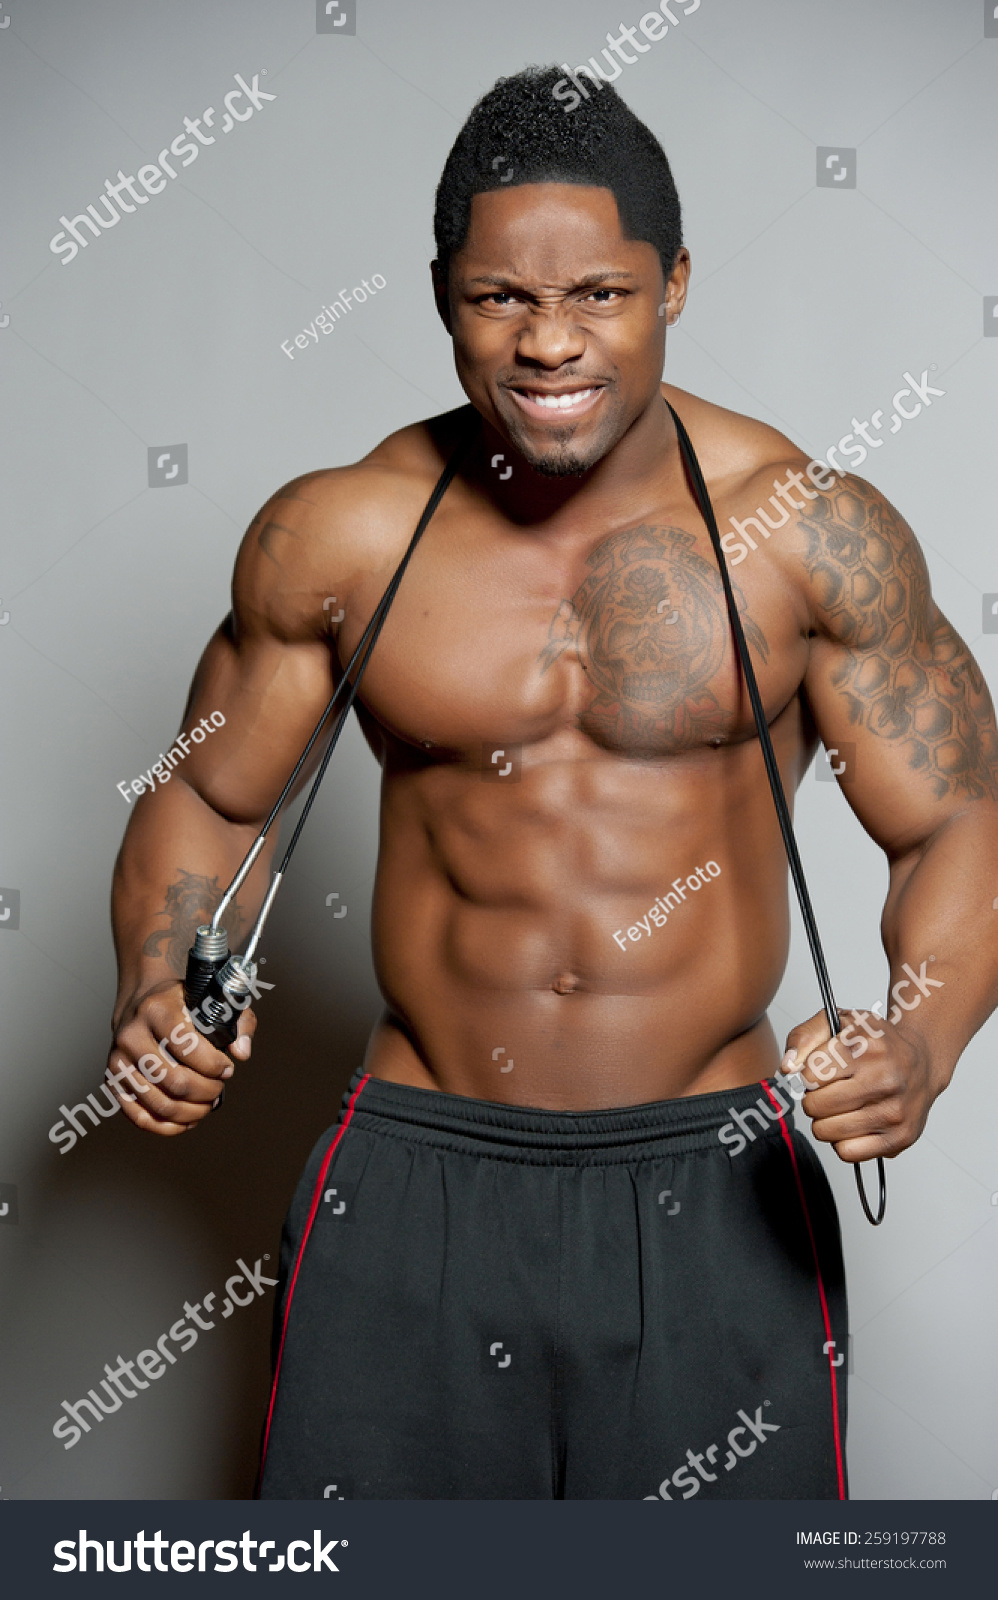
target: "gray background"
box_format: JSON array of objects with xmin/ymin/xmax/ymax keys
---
[{"xmin": 1, "ymin": 0, "xmax": 995, "ymax": 1500}]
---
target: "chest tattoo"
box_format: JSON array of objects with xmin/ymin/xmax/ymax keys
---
[{"xmin": 539, "ymin": 523, "xmax": 769, "ymax": 756}]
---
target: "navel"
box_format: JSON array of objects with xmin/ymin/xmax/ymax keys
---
[{"xmin": 551, "ymin": 973, "xmax": 580, "ymax": 995}]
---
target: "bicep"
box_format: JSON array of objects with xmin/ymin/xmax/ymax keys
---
[
  {"xmin": 799, "ymin": 481, "xmax": 998, "ymax": 854},
  {"xmin": 170, "ymin": 480, "xmax": 347, "ymax": 826},
  {"xmin": 177, "ymin": 622, "xmax": 336, "ymax": 827}
]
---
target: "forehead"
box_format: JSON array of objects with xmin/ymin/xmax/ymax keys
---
[{"xmin": 456, "ymin": 183, "xmax": 660, "ymax": 283}]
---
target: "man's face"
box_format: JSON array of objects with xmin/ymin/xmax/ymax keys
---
[{"xmin": 438, "ymin": 183, "xmax": 687, "ymax": 477}]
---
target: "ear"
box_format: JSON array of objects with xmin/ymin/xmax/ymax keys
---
[
  {"xmin": 431, "ymin": 259, "xmax": 452, "ymax": 334},
  {"xmin": 661, "ymin": 247, "xmax": 691, "ymax": 326}
]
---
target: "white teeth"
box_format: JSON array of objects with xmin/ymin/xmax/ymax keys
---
[{"xmin": 528, "ymin": 389, "xmax": 594, "ymax": 409}]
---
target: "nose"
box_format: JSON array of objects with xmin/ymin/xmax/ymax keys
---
[{"xmin": 513, "ymin": 304, "xmax": 587, "ymax": 369}]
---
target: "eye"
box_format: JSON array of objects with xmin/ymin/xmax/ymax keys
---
[
  {"xmin": 584, "ymin": 288, "xmax": 622, "ymax": 304},
  {"xmin": 478, "ymin": 292, "xmax": 518, "ymax": 307}
]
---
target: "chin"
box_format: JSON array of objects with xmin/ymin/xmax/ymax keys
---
[
  {"xmin": 527, "ymin": 448, "xmax": 595, "ymax": 478},
  {"xmin": 504, "ymin": 417, "xmax": 616, "ymax": 480}
]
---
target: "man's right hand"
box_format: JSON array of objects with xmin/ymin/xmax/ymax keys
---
[{"xmin": 106, "ymin": 980, "xmax": 256, "ymax": 1136}]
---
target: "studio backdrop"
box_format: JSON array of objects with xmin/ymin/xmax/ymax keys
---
[{"xmin": 0, "ymin": 0, "xmax": 995, "ymax": 1499}]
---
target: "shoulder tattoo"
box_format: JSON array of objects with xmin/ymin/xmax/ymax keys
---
[{"xmin": 800, "ymin": 480, "xmax": 998, "ymax": 800}]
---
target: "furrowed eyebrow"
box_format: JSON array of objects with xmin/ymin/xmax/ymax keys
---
[{"xmin": 466, "ymin": 271, "xmax": 638, "ymax": 290}]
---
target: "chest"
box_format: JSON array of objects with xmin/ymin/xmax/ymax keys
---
[{"xmin": 352, "ymin": 517, "xmax": 807, "ymax": 760}]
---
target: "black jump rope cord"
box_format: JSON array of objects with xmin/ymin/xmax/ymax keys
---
[
  {"xmin": 275, "ymin": 431, "xmax": 472, "ymax": 872},
  {"xmin": 247, "ymin": 426, "xmax": 473, "ymax": 869},
  {"xmin": 668, "ymin": 401, "xmax": 886, "ymax": 1225}
]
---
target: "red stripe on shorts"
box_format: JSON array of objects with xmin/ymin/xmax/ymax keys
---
[{"xmin": 257, "ymin": 1074, "xmax": 370, "ymax": 1487}]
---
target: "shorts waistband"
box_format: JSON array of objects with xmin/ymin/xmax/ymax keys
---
[{"xmin": 342, "ymin": 1070, "xmax": 792, "ymax": 1164}]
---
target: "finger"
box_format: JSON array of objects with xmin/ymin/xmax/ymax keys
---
[
  {"xmin": 229, "ymin": 1005, "xmax": 257, "ymax": 1061},
  {"xmin": 141, "ymin": 996, "xmax": 237, "ymax": 1082},
  {"xmin": 105, "ymin": 1040, "xmax": 228, "ymax": 1120},
  {"xmin": 810, "ymin": 1097, "xmax": 905, "ymax": 1153},
  {"xmin": 105, "ymin": 1061, "xmax": 218, "ymax": 1124},
  {"xmin": 796, "ymin": 1038, "xmax": 859, "ymax": 1094},
  {"xmin": 799, "ymin": 1036, "xmax": 905, "ymax": 1118},
  {"xmin": 115, "ymin": 1016, "xmax": 235, "ymax": 1100},
  {"xmin": 783, "ymin": 1009, "xmax": 832, "ymax": 1081},
  {"xmin": 106, "ymin": 1078, "xmax": 192, "ymax": 1136},
  {"xmin": 799, "ymin": 1070, "xmax": 885, "ymax": 1120},
  {"xmin": 832, "ymin": 1132, "xmax": 899, "ymax": 1164},
  {"xmin": 112, "ymin": 1073, "xmax": 224, "ymax": 1130}
]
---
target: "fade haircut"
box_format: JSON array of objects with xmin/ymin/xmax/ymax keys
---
[{"xmin": 433, "ymin": 66, "xmax": 683, "ymax": 282}]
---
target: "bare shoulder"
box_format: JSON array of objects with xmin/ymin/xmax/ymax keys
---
[
  {"xmin": 662, "ymin": 383, "xmax": 927, "ymax": 603},
  {"xmin": 661, "ymin": 382, "xmax": 811, "ymax": 498},
  {"xmin": 231, "ymin": 406, "xmax": 473, "ymax": 640}
]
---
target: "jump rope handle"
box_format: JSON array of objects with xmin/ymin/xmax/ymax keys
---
[
  {"xmin": 184, "ymin": 934, "xmax": 257, "ymax": 1050},
  {"xmin": 667, "ymin": 403, "xmax": 887, "ymax": 1226}
]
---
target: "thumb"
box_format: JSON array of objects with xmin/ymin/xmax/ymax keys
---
[{"xmin": 230, "ymin": 1005, "xmax": 256, "ymax": 1061}]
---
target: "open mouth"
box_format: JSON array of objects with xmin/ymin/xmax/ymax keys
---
[{"xmin": 505, "ymin": 385, "xmax": 605, "ymax": 422}]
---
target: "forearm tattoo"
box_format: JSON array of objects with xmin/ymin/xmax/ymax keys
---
[
  {"xmin": 801, "ymin": 480, "xmax": 998, "ymax": 800},
  {"xmin": 539, "ymin": 522, "xmax": 769, "ymax": 757},
  {"xmin": 142, "ymin": 870, "xmax": 244, "ymax": 973}
]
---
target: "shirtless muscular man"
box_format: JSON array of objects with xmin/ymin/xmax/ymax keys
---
[{"xmin": 107, "ymin": 69, "xmax": 998, "ymax": 1500}]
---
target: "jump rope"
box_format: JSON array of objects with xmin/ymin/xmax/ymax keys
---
[{"xmin": 184, "ymin": 402, "xmax": 887, "ymax": 1226}]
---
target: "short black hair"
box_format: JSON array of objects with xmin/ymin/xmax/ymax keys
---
[{"xmin": 433, "ymin": 65, "xmax": 683, "ymax": 282}]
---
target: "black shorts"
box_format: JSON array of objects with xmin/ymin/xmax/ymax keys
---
[{"xmin": 257, "ymin": 1071, "xmax": 848, "ymax": 1500}]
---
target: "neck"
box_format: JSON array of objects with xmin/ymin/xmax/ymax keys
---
[{"xmin": 472, "ymin": 390, "xmax": 681, "ymax": 533}]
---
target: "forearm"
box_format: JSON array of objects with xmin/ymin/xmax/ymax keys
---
[
  {"xmin": 880, "ymin": 806, "xmax": 998, "ymax": 1087},
  {"xmin": 111, "ymin": 775, "xmax": 277, "ymax": 1026}
]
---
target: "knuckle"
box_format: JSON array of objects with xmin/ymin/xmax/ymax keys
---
[
  {"xmin": 166, "ymin": 1069, "xmax": 191, "ymax": 1099},
  {"xmin": 117, "ymin": 1021, "xmax": 151, "ymax": 1058}
]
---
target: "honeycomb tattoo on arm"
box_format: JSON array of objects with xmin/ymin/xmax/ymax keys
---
[{"xmin": 800, "ymin": 479, "xmax": 998, "ymax": 801}]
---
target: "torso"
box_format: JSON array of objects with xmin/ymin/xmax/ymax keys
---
[{"xmin": 305, "ymin": 387, "xmax": 822, "ymax": 1107}]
